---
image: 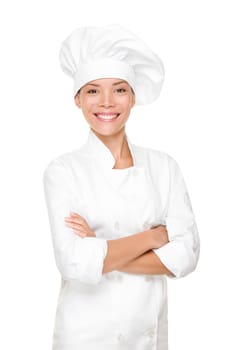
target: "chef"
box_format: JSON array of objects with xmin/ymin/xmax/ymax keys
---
[{"xmin": 43, "ymin": 24, "xmax": 200, "ymax": 350}]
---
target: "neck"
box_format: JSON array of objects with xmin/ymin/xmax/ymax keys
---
[{"xmin": 91, "ymin": 128, "xmax": 132, "ymax": 163}]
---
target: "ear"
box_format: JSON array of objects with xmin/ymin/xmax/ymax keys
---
[
  {"xmin": 131, "ymin": 93, "xmax": 136, "ymax": 108},
  {"xmin": 74, "ymin": 93, "xmax": 81, "ymax": 108}
]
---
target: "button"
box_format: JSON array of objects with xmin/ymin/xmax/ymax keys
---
[
  {"xmin": 114, "ymin": 221, "xmax": 120, "ymax": 230},
  {"xmin": 144, "ymin": 327, "xmax": 156, "ymax": 346},
  {"xmin": 116, "ymin": 333, "xmax": 127, "ymax": 345},
  {"xmin": 145, "ymin": 275, "xmax": 154, "ymax": 282},
  {"xmin": 105, "ymin": 271, "xmax": 123, "ymax": 282},
  {"xmin": 116, "ymin": 333, "xmax": 126, "ymax": 343},
  {"xmin": 117, "ymin": 273, "xmax": 123, "ymax": 282},
  {"xmin": 145, "ymin": 327, "xmax": 156, "ymax": 338},
  {"xmin": 132, "ymin": 169, "xmax": 139, "ymax": 176},
  {"xmin": 105, "ymin": 273, "xmax": 115, "ymax": 281}
]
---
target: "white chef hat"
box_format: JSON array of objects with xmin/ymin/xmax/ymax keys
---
[{"xmin": 59, "ymin": 24, "xmax": 164, "ymax": 105}]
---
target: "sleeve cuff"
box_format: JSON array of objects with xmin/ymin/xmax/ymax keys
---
[
  {"xmin": 154, "ymin": 240, "xmax": 197, "ymax": 278},
  {"xmin": 70, "ymin": 237, "xmax": 108, "ymax": 284}
]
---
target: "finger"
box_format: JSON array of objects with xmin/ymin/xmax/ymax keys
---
[
  {"xmin": 65, "ymin": 223, "xmax": 87, "ymax": 236},
  {"xmin": 73, "ymin": 229, "xmax": 87, "ymax": 237},
  {"xmin": 70, "ymin": 212, "xmax": 79, "ymax": 217},
  {"xmin": 65, "ymin": 221, "xmax": 90, "ymax": 235},
  {"xmin": 64, "ymin": 217, "xmax": 85, "ymax": 226},
  {"xmin": 66, "ymin": 221, "xmax": 89, "ymax": 234},
  {"xmin": 70, "ymin": 212, "xmax": 85, "ymax": 220},
  {"xmin": 70, "ymin": 213, "xmax": 87, "ymax": 224},
  {"xmin": 65, "ymin": 222, "xmax": 85, "ymax": 231}
]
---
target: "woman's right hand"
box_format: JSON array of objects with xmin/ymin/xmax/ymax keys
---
[{"xmin": 149, "ymin": 225, "xmax": 169, "ymax": 249}]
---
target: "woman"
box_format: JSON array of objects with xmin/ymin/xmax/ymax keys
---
[{"xmin": 43, "ymin": 25, "xmax": 200, "ymax": 350}]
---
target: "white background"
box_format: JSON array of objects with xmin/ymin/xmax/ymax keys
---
[{"xmin": 0, "ymin": 0, "xmax": 232, "ymax": 349}]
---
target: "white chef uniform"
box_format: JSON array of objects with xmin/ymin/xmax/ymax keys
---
[{"xmin": 43, "ymin": 129, "xmax": 200, "ymax": 350}]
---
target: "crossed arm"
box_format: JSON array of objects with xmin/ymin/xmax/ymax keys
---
[{"xmin": 65, "ymin": 212, "xmax": 173, "ymax": 276}]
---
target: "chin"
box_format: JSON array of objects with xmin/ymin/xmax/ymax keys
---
[{"xmin": 91, "ymin": 127, "xmax": 125, "ymax": 138}]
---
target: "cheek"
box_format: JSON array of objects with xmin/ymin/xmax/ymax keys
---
[
  {"xmin": 82, "ymin": 105, "xmax": 96, "ymax": 120},
  {"xmin": 125, "ymin": 99, "xmax": 135, "ymax": 112},
  {"xmin": 79, "ymin": 99, "xmax": 95, "ymax": 114},
  {"xmin": 118, "ymin": 95, "xmax": 134, "ymax": 108}
]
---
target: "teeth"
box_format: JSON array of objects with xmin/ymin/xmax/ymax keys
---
[{"xmin": 95, "ymin": 114, "xmax": 119, "ymax": 120}]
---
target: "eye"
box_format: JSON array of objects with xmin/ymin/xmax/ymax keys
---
[
  {"xmin": 87, "ymin": 89, "xmax": 98, "ymax": 94},
  {"xmin": 115, "ymin": 87, "xmax": 127, "ymax": 93}
]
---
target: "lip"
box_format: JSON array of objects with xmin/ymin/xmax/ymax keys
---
[{"xmin": 94, "ymin": 113, "xmax": 120, "ymax": 122}]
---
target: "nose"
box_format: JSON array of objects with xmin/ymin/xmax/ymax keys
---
[{"xmin": 98, "ymin": 91, "xmax": 115, "ymax": 107}]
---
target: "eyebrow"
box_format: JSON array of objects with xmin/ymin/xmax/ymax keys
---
[
  {"xmin": 84, "ymin": 80, "xmax": 127, "ymax": 88},
  {"xmin": 113, "ymin": 80, "xmax": 127, "ymax": 86}
]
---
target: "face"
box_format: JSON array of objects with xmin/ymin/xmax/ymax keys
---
[{"xmin": 74, "ymin": 78, "xmax": 135, "ymax": 138}]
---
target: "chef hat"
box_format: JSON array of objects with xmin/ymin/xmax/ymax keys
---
[{"xmin": 59, "ymin": 24, "xmax": 164, "ymax": 104}]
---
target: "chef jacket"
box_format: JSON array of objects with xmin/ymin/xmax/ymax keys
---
[{"xmin": 43, "ymin": 129, "xmax": 200, "ymax": 350}]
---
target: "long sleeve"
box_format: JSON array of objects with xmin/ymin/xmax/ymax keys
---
[
  {"xmin": 43, "ymin": 159, "xmax": 108, "ymax": 285},
  {"xmin": 155, "ymin": 156, "xmax": 200, "ymax": 278}
]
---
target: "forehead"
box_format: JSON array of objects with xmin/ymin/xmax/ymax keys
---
[{"xmin": 83, "ymin": 78, "xmax": 129, "ymax": 87}]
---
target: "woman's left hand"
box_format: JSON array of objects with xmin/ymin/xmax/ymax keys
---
[{"xmin": 64, "ymin": 212, "xmax": 96, "ymax": 238}]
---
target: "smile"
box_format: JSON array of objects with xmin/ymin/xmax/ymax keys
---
[{"xmin": 94, "ymin": 113, "xmax": 120, "ymax": 122}]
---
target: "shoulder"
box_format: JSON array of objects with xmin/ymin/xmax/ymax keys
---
[
  {"xmin": 132, "ymin": 143, "xmax": 186, "ymax": 191},
  {"xmin": 43, "ymin": 145, "xmax": 89, "ymax": 181},
  {"xmin": 131, "ymin": 142, "xmax": 179, "ymax": 170}
]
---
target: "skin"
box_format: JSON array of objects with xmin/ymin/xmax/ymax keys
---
[
  {"xmin": 64, "ymin": 78, "xmax": 173, "ymax": 276},
  {"xmin": 74, "ymin": 78, "xmax": 135, "ymax": 168}
]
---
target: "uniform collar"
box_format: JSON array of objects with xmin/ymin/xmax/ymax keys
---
[{"xmin": 84, "ymin": 128, "xmax": 137, "ymax": 171}]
